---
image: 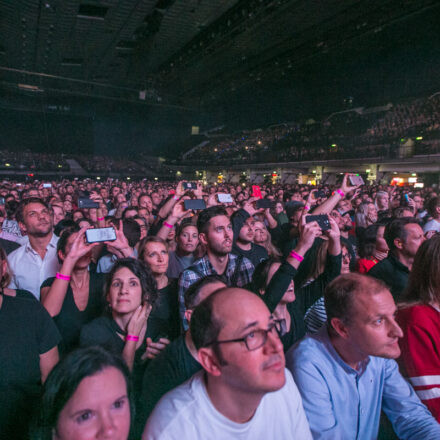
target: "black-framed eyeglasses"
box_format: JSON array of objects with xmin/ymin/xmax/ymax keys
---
[{"xmin": 206, "ymin": 321, "xmax": 278, "ymax": 351}]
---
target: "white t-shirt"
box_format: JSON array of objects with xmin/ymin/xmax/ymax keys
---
[{"xmin": 143, "ymin": 369, "xmax": 312, "ymax": 440}]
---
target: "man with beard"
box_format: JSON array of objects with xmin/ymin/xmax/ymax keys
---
[
  {"xmin": 143, "ymin": 288, "xmax": 312, "ymax": 439},
  {"xmin": 177, "ymin": 206, "xmax": 254, "ymax": 330},
  {"xmin": 8, "ymin": 198, "xmax": 60, "ymax": 299}
]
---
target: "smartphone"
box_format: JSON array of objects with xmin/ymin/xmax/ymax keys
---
[
  {"xmin": 78, "ymin": 198, "xmax": 100, "ymax": 209},
  {"xmin": 184, "ymin": 199, "xmax": 206, "ymax": 211},
  {"xmin": 348, "ymin": 175, "xmax": 364, "ymax": 186},
  {"xmin": 404, "ymin": 194, "xmax": 410, "ymax": 202},
  {"xmin": 85, "ymin": 227, "xmax": 117, "ymax": 243},
  {"xmin": 183, "ymin": 182, "xmax": 197, "ymax": 190},
  {"xmin": 306, "ymin": 214, "xmax": 331, "ymax": 231},
  {"xmin": 43, "ymin": 183, "xmax": 52, "ymax": 188},
  {"xmin": 312, "ymin": 190, "xmax": 326, "ymax": 199},
  {"xmin": 252, "ymin": 185, "xmax": 262, "ymax": 199},
  {"xmin": 217, "ymin": 193, "xmax": 233, "ymax": 203},
  {"xmin": 256, "ymin": 199, "xmax": 274, "ymax": 209},
  {"xmin": 0, "ymin": 197, "xmax": 5, "ymax": 205}
]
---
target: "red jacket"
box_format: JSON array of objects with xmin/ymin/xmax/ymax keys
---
[{"xmin": 397, "ymin": 304, "xmax": 440, "ymax": 422}]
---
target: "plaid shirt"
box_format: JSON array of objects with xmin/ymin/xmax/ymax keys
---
[{"xmin": 178, "ymin": 253, "xmax": 255, "ymax": 330}]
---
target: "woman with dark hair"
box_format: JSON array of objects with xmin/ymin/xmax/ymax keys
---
[
  {"xmin": 396, "ymin": 235, "xmax": 440, "ymax": 422},
  {"xmin": 31, "ymin": 346, "xmax": 132, "ymax": 440},
  {"xmin": 138, "ymin": 236, "xmax": 180, "ymax": 356},
  {"xmin": 355, "ymin": 224, "xmax": 380, "ymax": 273},
  {"xmin": 40, "ymin": 226, "xmax": 105, "ymax": 355},
  {"xmin": 80, "ymin": 258, "xmax": 159, "ymax": 376},
  {"xmin": 250, "ymin": 215, "xmax": 339, "ymax": 352}
]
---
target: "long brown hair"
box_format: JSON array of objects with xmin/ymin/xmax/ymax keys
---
[
  {"xmin": 0, "ymin": 246, "xmax": 12, "ymax": 289},
  {"xmin": 403, "ymin": 235, "xmax": 440, "ymax": 305}
]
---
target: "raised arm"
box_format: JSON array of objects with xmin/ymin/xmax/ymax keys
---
[
  {"xmin": 156, "ymin": 201, "xmax": 191, "ymax": 241},
  {"xmin": 313, "ymin": 174, "xmax": 361, "ymax": 215},
  {"xmin": 41, "ymin": 228, "xmax": 98, "ymax": 317}
]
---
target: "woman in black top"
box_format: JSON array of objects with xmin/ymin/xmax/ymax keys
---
[
  {"xmin": 40, "ymin": 226, "xmax": 105, "ymax": 355},
  {"xmin": 80, "ymin": 258, "xmax": 159, "ymax": 388},
  {"xmin": 0, "ymin": 252, "xmax": 60, "ymax": 440},
  {"xmin": 138, "ymin": 236, "xmax": 180, "ymax": 356},
  {"xmin": 253, "ymin": 215, "xmax": 341, "ymax": 352}
]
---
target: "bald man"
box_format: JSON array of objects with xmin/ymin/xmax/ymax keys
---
[{"xmin": 143, "ymin": 288, "xmax": 312, "ymax": 439}]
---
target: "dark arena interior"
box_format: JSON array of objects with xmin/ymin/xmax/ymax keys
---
[{"xmin": 1, "ymin": 1, "xmax": 440, "ymax": 440}]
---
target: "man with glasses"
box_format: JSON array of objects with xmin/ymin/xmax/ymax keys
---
[{"xmin": 143, "ymin": 287, "xmax": 312, "ymax": 439}]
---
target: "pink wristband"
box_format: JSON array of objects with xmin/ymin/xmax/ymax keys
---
[
  {"xmin": 125, "ymin": 334, "xmax": 139, "ymax": 342},
  {"xmin": 56, "ymin": 272, "xmax": 71, "ymax": 281},
  {"xmin": 97, "ymin": 217, "xmax": 105, "ymax": 221},
  {"xmin": 335, "ymin": 189, "xmax": 345, "ymax": 198},
  {"xmin": 303, "ymin": 205, "xmax": 310, "ymax": 212},
  {"xmin": 289, "ymin": 251, "xmax": 304, "ymax": 263},
  {"xmin": 163, "ymin": 221, "xmax": 173, "ymax": 228}
]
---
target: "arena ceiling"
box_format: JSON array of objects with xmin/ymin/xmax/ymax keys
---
[{"xmin": 0, "ymin": 0, "xmax": 438, "ymax": 109}]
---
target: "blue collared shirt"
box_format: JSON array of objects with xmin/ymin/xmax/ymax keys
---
[{"xmin": 286, "ymin": 327, "xmax": 440, "ymax": 439}]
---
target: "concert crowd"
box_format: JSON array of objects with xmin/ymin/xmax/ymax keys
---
[{"xmin": 1, "ymin": 175, "xmax": 440, "ymax": 439}]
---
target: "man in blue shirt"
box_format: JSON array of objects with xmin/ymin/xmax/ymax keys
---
[{"xmin": 287, "ymin": 273, "xmax": 440, "ymax": 439}]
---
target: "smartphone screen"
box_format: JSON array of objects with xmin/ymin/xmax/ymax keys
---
[
  {"xmin": 183, "ymin": 182, "xmax": 197, "ymax": 190},
  {"xmin": 85, "ymin": 227, "xmax": 117, "ymax": 243},
  {"xmin": 256, "ymin": 199, "xmax": 274, "ymax": 209},
  {"xmin": 217, "ymin": 193, "xmax": 233, "ymax": 203},
  {"xmin": 306, "ymin": 214, "xmax": 331, "ymax": 231},
  {"xmin": 184, "ymin": 199, "xmax": 206, "ymax": 210},
  {"xmin": 348, "ymin": 175, "xmax": 364, "ymax": 186},
  {"xmin": 78, "ymin": 198, "xmax": 100, "ymax": 209},
  {"xmin": 252, "ymin": 185, "xmax": 262, "ymax": 199}
]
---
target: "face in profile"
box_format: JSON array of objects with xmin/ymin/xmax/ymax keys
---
[
  {"xmin": 343, "ymin": 289, "xmax": 403, "ymax": 360},
  {"xmin": 54, "ymin": 366, "xmax": 131, "ymax": 440}
]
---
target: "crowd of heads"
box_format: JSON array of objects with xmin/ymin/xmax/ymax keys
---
[{"xmin": 2, "ymin": 173, "xmax": 440, "ymax": 439}]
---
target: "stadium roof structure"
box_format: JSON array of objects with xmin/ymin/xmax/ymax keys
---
[{"xmin": 0, "ymin": 0, "xmax": 438, "ymax": 108}]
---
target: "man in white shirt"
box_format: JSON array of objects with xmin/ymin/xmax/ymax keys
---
[
  {"xmin": 143, "ymin": 288, "xmax": 312, "ymax": 440},
  {"xmin": 8, "ymin": 198, "xmax": 60, "ymax": 299}
]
